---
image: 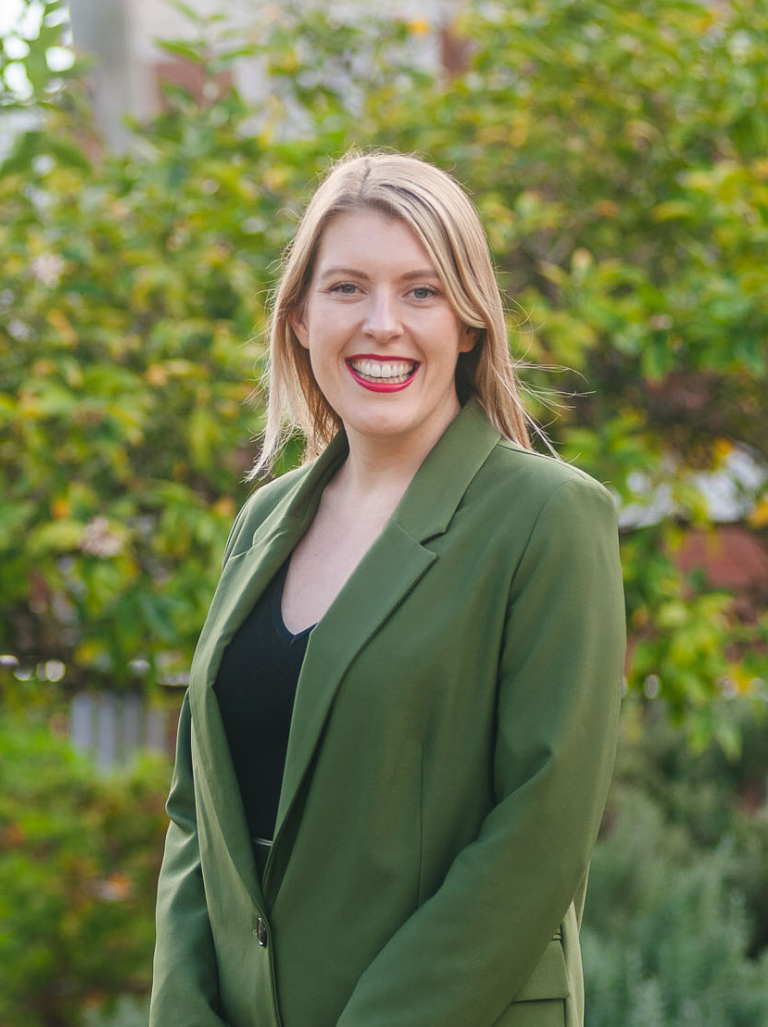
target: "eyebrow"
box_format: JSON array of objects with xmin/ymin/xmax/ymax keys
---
[{"xmin": 317, "ymin": 266, "xmax": 440, "ymax": 281}]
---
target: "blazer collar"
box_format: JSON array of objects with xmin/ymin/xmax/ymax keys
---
[
  {"xmin": 388, "ymin": 397, "xmax": 503, "ymax": 541},
  {"xmin": 189, "ymin": 399, "xmax": 501, "ymax": 907}
]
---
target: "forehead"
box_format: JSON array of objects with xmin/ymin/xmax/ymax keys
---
[{"xmin": 313, "ymin": 209, "xmax": 436, "ymax": 275}]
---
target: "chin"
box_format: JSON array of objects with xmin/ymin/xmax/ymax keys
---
[{"xmin": 351, "ymin": 415, "xmax": 413, "ymax": 441}]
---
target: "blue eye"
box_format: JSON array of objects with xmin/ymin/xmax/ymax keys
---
[
  {"xmin": 412, "ymin": 286, "xmax": 437, "ymax": 300},
  {"xmin": 331, "ymin": 282, "xmax": 358, "ymax": 295}
]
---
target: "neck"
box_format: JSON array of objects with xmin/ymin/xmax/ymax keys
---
[{"xmin": 336, "ymin": 400, "xmax": 461, "ymax": 503}]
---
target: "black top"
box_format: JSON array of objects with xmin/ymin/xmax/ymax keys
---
[{"xmin": 213, "ymin": 560, "xmax": 313, "ymax": 841}]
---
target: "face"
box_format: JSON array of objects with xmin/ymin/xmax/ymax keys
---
[{"xmin": 290, "ymin": 209, "xmax": 476, "ymax": 455}]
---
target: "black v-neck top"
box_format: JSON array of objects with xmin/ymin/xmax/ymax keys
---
[{"xmin": 213, "ymin": 560, "xmax": 313, "ymax": 841}]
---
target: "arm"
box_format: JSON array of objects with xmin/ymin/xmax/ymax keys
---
[
  {"xmin": 149, "ymin": 692, "xmax": 231, "ymax": 1027},
  {"xmin": 336, "ymin": 477, "xmax": 626, "ymax": 1027}
]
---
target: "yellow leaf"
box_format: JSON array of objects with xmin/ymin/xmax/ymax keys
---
[
  {"xmin": 32, "ymin": 358, "xmax": 56, "ymax": 376},
  {"xmin": 52, "ymin": 497, "xmax": 70, "ymax": 519},
  {"xmin": 652, "ymin": 201, "xmax": 691, "ymax": 221},
  {"xmin": 596, "ymin": 200, "xmax": 620, "ymax": 218},
  {"xmin": 407, "ymin": 19, "xmax": 430, "ymax": 35},
  {"xmin": 748, "ymin": 498, "xmax": 768, "ymax": 528},
  {"xmin": 264, "ymin": 165, "xmax": 289, "ymax": 191},
  {"xmin": 75, "ymin": 641, "xmax": 103, "ymax": 665},
  {"xmin": 727, "ymin": 665, "xmax": 755, "ymax": 694},
  {"xmin": 509, "ymin": 117, "xmax": 528, "ymax": 147},
  {"xmin": 214, "ymin": 496, "xmax": 237, "ymax": 518},
  {"xmin": 145, "ymin": 365, "xmax": 168, "ymax": 387},
  {"xmin": 46, "ymin": 309, "xmax": 78, "ymax": 346},
  {"xmin": 631, "ymin": 607, "xmax": 650, "ymax": 628},
  {"xmin": 692, "ymin": 13, "xmax": 715, "ymax": 33},
  {"xmin": 712, "ymin": 437, "xmax": 732, "ymax": 461}
]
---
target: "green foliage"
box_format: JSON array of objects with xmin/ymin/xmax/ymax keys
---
[
  {"xmin": 82, "ymin": 996, "xmax": 149, "ymax": 1027},
  {"xmin": 0, "ymin": 0, "xmax": 84, "ymax": 109},
  {"xmin": 584, "ymin": 799, "xmax": 768, "ymax": 1026},
  {"xmin": 0, "ymin": 708, "xmax": 169, "ymax": 1027},
  {"xmin": 1, "ymin": 1, "xmax": 766, "ymax": 730},
  {"xmin": 615, "ymin": 699, "xmax": 768, "ymax": 952},
  {"xmin": 584, "ymin": 707, "xmax": 768, "ymax": 1026},
  {"xmin": 1, "ymin": 34, "xmax": 271, "ymax": 689}
]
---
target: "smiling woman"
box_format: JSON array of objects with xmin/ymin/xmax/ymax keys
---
[
  {"xmin": 289, "ymin": 210, "xmax": 475, "ymax": 457},
  {"xmin": 149, "ymin": 151, "xmax": 627, "ymax": 1027},
  {"xmin": 255, "ymin": 151, "xmax": 538, "ymax": 476}
]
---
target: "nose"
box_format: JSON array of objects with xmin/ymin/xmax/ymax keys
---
[{"xmin": 363, "ymin": 289, "xmax": 403, "ymax": 341}]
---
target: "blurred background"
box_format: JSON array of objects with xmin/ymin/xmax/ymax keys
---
[{"xmin": 1, "ymin": 0, "xmax": 767, "ymax": 1024}]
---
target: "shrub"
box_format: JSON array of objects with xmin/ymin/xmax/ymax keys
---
[
  {"xmin": 583, "ymin": 713, "xmax": 768, "ymax": 1027},
  {"xmin": 0, "ymin": 709, "xmax": 169, "ymax": 1027},
  {"xmin": 82, "ymin": 996, "xmax": 149, "ymax": 1027}
]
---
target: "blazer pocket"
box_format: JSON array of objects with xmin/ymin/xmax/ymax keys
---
[
  {"xmin": 515, "ymin": 938, "xmax": 569, "ymax": 1001},
  {"xmin": 492, "ymin": 939, "xmax": 570, "ymax": 1025}
]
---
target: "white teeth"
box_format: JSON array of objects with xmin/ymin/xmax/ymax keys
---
[{"xmin": 351, "ymin": 359, "xmax": 416, "ymax": 379}]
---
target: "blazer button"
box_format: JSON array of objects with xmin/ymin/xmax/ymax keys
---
[{"xmin": 255, "ymin": 917, "xmax": 268, "ymax": 947}]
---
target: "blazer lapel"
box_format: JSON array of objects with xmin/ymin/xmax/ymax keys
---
[
  {"xmin": 188, "ymin": 432, "xmax": 350, "ymax": 906},
  {"xmin": 271, "ymin": 400, "xmax": 501, "ymax": 849},
  {"xmin": 188, "ymin": 527, "xmax": 302, "ymax": 907},
  {"xmin": 272, "ymin": 521, "xmax": 437, "ymax": 844}
]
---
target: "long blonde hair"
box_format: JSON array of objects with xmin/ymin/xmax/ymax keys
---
[{"xmin": 249, "ymin": 150, "xmax": 545, "ymax": 478}]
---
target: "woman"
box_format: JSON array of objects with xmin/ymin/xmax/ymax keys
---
[{"xmin": 150, "ymin": 151, "xmax": 626, "ymax": 1027}]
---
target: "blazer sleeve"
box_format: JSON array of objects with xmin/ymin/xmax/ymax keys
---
[
  {"xmin": 149, "ymin": 691, "xmax": 231, "ymax": 1027},
  {"xmin": 335, "ymin": 476, "xmax": 626, "ymax": 1027}
]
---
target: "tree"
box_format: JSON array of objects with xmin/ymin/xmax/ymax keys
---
[{"xmin": 1, "ymin": 0, "xmax": 766, "ymax": 749}]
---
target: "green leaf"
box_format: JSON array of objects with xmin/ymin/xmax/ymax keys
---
[{"xmin": 155, "ymin": 40, "xmax": 205, "ymax": 64}]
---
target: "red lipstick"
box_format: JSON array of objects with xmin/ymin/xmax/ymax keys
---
[{"xmin": 346, "ymin": 355, "xmax": 419, "ymax": 394}]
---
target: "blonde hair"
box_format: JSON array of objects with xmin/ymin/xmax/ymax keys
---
[{"xmin": 249, "ymin": 150, "xmax": 546, "ymax": 479}]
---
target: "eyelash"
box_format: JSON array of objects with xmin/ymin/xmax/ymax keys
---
[
  {"xmin": 329, "ymin": 282, "xmax": 440, "ymax": 300},
  {"xmin": 411, "ymin": 285, "xmax": 440, "ymax": 300},
  {"xmin": 329, "ymin": 282, "xmax": 359, "ymax": 295}
]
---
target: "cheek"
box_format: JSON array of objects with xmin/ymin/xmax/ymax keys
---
[{"xmin": 307, "ymin": 346, "xmax": 341, "ymax": 392}]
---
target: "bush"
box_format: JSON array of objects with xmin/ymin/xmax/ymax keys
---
[
  {"xmin": 584, "ymin": 796, "xmax": 768, "ymax": 1026},
  {"xmin": 615, "ymin": 699, "xmax": 768, "ymax": 952},
  {"xmin": 0, "ymin": 708, "xmax": 170, "ymax": 1027},
  {"xmin": 82, "ymin": 996, "xmax": 149, "ymax": 1027},
  {"xmin": 583, "ymin": 709, "xmax": 768, "ymax": 1026}
]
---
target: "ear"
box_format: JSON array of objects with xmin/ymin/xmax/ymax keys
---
[
  {"xmin": 290, "ymin": 309, "xmax": 310, "ymax": 350},
  {"xmin": 459, "ymin": 324, "xmax": 479, "ymax": 354}
]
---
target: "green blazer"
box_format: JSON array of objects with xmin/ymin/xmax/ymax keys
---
[{"xmin": 150, "ymin": 399, "xmax": 626, "ymax": 1027}]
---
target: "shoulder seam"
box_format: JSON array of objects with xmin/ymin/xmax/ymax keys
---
[{"xmin": 495, "ymin": 441, "xmax": 615, "ymax": 490}]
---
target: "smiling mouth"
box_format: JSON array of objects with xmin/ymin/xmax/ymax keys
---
[{"xmin": 347, "ymin": 358, "xmax": 419, "ymax": 384}]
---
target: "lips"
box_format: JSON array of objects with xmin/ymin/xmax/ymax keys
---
[{"xmin": 346, "ymin": 355, "xmax": 419, "ymax": 393}]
